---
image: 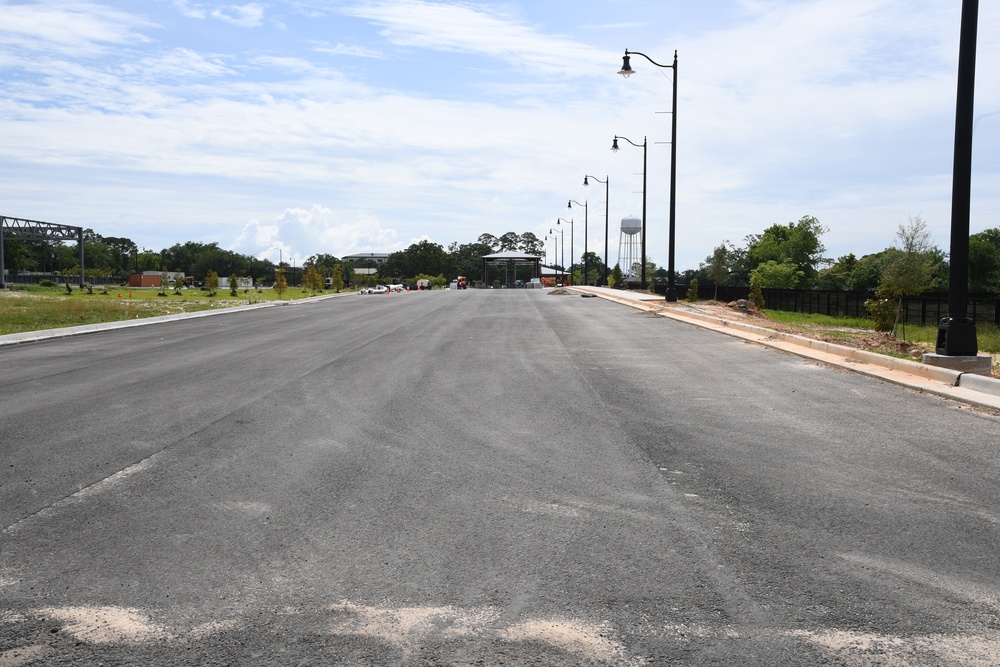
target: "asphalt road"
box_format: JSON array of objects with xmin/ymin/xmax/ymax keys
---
[{"xmin": 2, "ymin": 289, "xmax": 1000, "ymax": 666}]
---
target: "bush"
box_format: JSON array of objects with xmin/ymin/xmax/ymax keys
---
[
  {"xmin": 685, "ymin": 278, "xmax": 699, "ymax": 302},
  {"xmin": 865, "ymin": 284, "xmax": 897, "ymax": 332},
  {"xmin": 748, "ymin": 273, "xmax": 765, "ymax": 309}
]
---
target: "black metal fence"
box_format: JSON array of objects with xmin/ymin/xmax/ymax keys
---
[
  {"xmin": 3, "ymin": 272, "xmax": 122, "ymax": 286},
  {"xmin": 652, "ymin": 282, "xmax": 1000, "ymax": 327}
]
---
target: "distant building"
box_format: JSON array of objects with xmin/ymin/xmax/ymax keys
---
[
  {"xmin": 343, "ymin": 253, "xmax": 390, "ymax": 264},
  {"xmin": 130, "ymin": 270, "xmax": 187, "ymax": 288}
]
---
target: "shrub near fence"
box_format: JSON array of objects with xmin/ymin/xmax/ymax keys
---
[{"xmin": 690, "ymin": 285, "xmax": 1000, "ymax": 327}]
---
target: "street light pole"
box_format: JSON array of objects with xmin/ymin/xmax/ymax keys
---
[
  {"xmin": 557, "ymin": 217, "xmax": 574, "ymax": 284},
  {"xmin": 619, "ymin": 49, "xmax": 679, "ymax": 301},
  {"xmin": 936, "ymin": 0, "xmax": 980, "ymax": 356},
  {"xmin": 568, "ymin": 200, "xmax": 588, "ymax": 285},
  {"xmin": 612, "ymin": 135, "xmax": 647, "ymax": 287},
  {"xmin": 549, "ymin": 227, "xmax": 564, "ymax": 276},
  {"xmin": 584, "ymin": 175, "xmax": 609, "ymax": 285}
]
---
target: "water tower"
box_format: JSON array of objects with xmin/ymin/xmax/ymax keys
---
[{"xmin": 618, "ymin": 216, "xmax": 642, "ymax": 279}]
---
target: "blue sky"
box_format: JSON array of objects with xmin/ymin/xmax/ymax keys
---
[{"xmin": 2, "ymin": 0, "xmax": 998, "ymax": 273}]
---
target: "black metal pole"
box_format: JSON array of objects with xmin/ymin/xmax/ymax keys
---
[
  {"xmin": 604, "ymin": 177, "xmax": 609, "ymax": 285},
  {"xmin": 665, "ymin": 51, "xmax": 679, "ymax": 302},
  {"xmin": 641, "ymin": 137, "xmax": 647, "ymax": 288},
  {"xmin": 936, "ymin": 0, "xmax": 979, "ymax": 355}
]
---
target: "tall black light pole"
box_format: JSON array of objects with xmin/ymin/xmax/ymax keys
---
[
  {"xmin": 584, "ymin": 175, "xmax": 610, "ymax": 285},
  {"xmin": 568, "ymin": 200, "xmax": 588, "ymax": 285},
  {"xmin": 619, "ymin": 49, "xmax": 678, "ymax": 301},
  {"xmin": 549, "ymin": 227, "xmax": 564, "ymax": 274},
  {"xmin": 612, "ymin": 135, "xmax": 648, "ymax": 287},
  {"xmin": 557, "ymin": 217, "xmax": 574, "ymax": 284},
  {"xmin": 937, "ymin": 0, "xmax": 980, "ymax": 356}
]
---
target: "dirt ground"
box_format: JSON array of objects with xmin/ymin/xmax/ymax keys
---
[{"xmin": 649, "ymin": 296, "xmax": 999, "ymax": 379}]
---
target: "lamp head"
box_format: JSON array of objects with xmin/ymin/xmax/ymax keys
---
[
  {"xmin": 583, "ymin": 176, "xmax": 589, "ymax": 187},
  {"xmin": 611, "ymin": 137, "xmax": 620, "ymax": 152},
  {"xmin": 618, "ymin": 52, "xmax": 634, "ymax": 78},
  {"xmin": 567, "ymin": 200, "xmax": 572, "ymax": 209}
]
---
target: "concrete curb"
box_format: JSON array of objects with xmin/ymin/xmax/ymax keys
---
[{"xmin": 571, "ymin": 287, "xmax": 1000, "ymax": 410}]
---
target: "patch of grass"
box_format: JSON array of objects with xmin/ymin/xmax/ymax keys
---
[
  {"xmin": 0, "ymin": 286, "xmax": 313, "ymax": 335},
  {"xmin": 763, "ymin": 309, "xmax": 1000, "ymax": 354},
  {"xmin": 763, "ymin": 310, "xmax": 873, "ymax": 330}
]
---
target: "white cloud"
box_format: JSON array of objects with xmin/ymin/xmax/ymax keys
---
[
  {"xmin": 172, "ymin": 0, "xmax": 207, "ymax": 20},
  {"xmin": 312, "ymin": 42, "xmax": 385, "ymax": 59},
  {"xmin": 210, "ymin": 3, "xmax": 265, "ymax": 28},
  {"xmin": 342, "ymin": 0, "xmax": 612, "ymax": 75},
  {"xmin": 0, "ymin": 1, "xmax": 151, "ymax": 56},
  {"xmin": 230, "ymin": 207, "xmax": 401, "ymax": 263}
]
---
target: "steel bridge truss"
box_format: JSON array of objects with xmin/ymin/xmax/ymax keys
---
[{"xmin": 1, "ymin": 216, "xmax": 85, "ymax": 287}]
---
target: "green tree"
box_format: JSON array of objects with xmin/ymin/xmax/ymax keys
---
[
  {"xmin": 686, "ymin": 277, "xmax": 699, "ymax": 302},
  {"xmin": 274, "ymin": 267, "xmax": 287, "ymax": 299},
  {"xmin": 817, "ymin": 254, "xmax": 858, "ymax": 291},
  {"xmin": 701, "ymin": 243, "xmax": 731, "ymax": 299},
  {"xmin": 745, "ymin": 215, "xmax": 827, "ymax": 288},
  {"xmin": 750, "ymin": 260, "xmax": 802, "ymax": 289},
  {"xmin": 206, "ymin": 269, "xmax": 219, "ymax": 296},
  {"xmin": 229, "ymin": 272, "xmax": 239, "ymax": 297},
  {"xmin": 876, "ymin": 215, "xmax": 940, "ymax": 337},
  {"xmin": 330, "ymin": 263, "xmax": 345, "ymax": 292},
  {"xmin": 2, "ymin": 239, "xmax": 31, "ymax": 275},
  {"xmin": 448, "ymin": 242, "xmax": 494, "ymax": 283},
  {"xmin": 304, "ymin": 266, "xmax": 323, "ymax": 294},
  {"xmin": 969, "ymin": 228, "xmax": 1000, "ymax": 293},
  {"xmin": 604, "ymin": 263, "xmax": 620, "ymax": 288},
  {"xmin": 497, "ymin": 232, "xmax": 520, "ymax": 251},
  {"xmin": 381, "ymin": 240, "xmax": 454, "ymax": 280},
  {"xmin": 518, "ymin": 232, "xmax": 544, "ymax": 255},
  {"xmin": 747, "ymin": 272, "xmax": 765, "ymax": 309},
  {"xmin": 844, "ymin": 253, "xmax": 884, "ymax": 292},
  {"xmin": 477, "ymin": 234, "xmax": 499, "ymax": 251}
]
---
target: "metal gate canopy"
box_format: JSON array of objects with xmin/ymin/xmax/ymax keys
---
[
  {"xmin": 1, "ymin": 216, "xmax": 85, "ymax": 288},
  {"xmin": 481, "ymin": 251, "xmax": 542, "ymax": 288}
]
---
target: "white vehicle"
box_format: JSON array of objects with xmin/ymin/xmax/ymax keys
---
[
  {"xmin": 388, "ymin": 283, "xmax": 405, "ymax": 293},
  {"xmin": 360, "ymin": 285, "xmax": 388, "ymax": 294}
]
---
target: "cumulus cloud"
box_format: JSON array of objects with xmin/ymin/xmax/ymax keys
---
[{"xmin": 230, "ymin": 206, "xmax": 401, "ymax": 264}]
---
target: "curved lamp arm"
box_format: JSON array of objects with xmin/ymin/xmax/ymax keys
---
[
  {"xmin": 612, "ymin": 135, "xmax": 645, "ymax": 151},
  {"xmin": 618, "ymin": 49, "xmax": 676, "ymax": 77}
]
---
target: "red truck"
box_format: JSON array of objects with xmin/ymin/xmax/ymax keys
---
[{"xmin": 456, "ymin": 276, "xmax": 468, "ymax": 290}]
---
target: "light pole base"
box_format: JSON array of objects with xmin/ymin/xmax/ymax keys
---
[
  {"xmin": 935, "ymin": 316, "xmax": 978, "ymax": 356},
  {"xmin": 664, "ymin": 288, "xmax": 678, "ymax": 302},
  {"xmin": 921, "ymin": 352, "xmax": 992, "ymax": 377}
]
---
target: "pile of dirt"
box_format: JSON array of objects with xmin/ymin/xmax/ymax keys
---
[
  {"xmin": 548, "ymin": 288, "xmax": 574, "ymax": 296},
  {"xmin": 663, "ymin": 299, "xmax": 935, "ymax": 361},
  {"xmin": 814, "ymin": 331, "xmax": 933, "ymax": 360}
]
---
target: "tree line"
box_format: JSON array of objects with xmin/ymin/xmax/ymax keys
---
[
  {"xmin": 6, "ymin": 217, "xmax": 1000, "ymax": 297},
  {"xmin": 687, "ymin": 215, "xmax": 1000, "ymax": 298}
]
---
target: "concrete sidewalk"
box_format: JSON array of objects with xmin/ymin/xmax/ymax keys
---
[{"xmin": 569, "ymin": 286, "xmax": 1000, "ymax": 412}]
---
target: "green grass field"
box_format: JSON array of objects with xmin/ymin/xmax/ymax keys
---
[
  {"xmin": 0, "ymin": 284, "xmax": 327, "ymax": 335},
  {"xmin": 764, "ymin": 308, "xmax": 1000, "ymax": 354}
]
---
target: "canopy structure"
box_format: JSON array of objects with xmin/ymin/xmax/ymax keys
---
[
  {"xmin": 1, "ymin": 216, "xmax": 85, "ymax": 288},
  {"xmin": 480, "ymin": 251, "xmax": 542, "ymax": 288}
]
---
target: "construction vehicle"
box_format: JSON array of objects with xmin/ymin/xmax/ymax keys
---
[{"xmin": 456, "ymin": 276, "xmax": 468, "ymax": 290}]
